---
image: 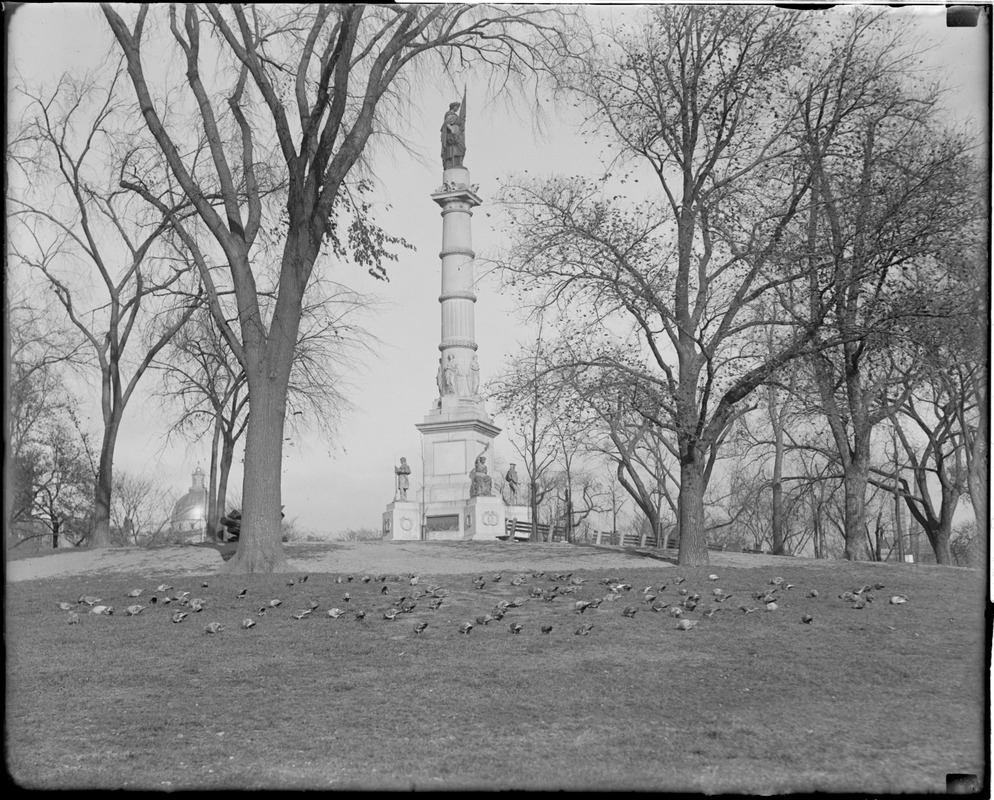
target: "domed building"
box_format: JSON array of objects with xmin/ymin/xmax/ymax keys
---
[{"xmin": 170, "ymin": 466, "xmax": 208, "ymax": 543}]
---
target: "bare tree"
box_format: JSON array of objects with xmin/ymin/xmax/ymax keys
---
[
  {"xmin": 489, "ymin": 324, "xmax": 563, "ymax": 542},
  {"xmin": 18, "ymin": 411, "xmax": 96, "ymax": 549},
  {"xmin": 493, "ymin": 6, "xmax": 839, "ymax": 565},
  {"xmin": 796, "ymin": 12, "xmax": 981, "ymax": 560},
  {"xmin": 871, "ymin": 318, "xmax": 980, "ymax": 564},
  {"xmin": 6, "ymin": 291, "xmax": 84, "ymax": 539},
  {"xmin": 156, "ymin": 308, "xmax": 249, "ymax": 538},
  {"xmin": 10, "ymin": 68, "xmax": 202, "ymax": 547},
  {"xmin": 101, "ymin": 3, "xmax": 574, "ymax": 572},
  {"xmin": 156, "ymin": 277, "xmax": 375, "ymax": 538},
  {"xmin": 110, "ymin": 471, "xmax": 172, "ymax": 546}
]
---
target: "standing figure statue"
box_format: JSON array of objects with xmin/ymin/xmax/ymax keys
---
[
  {"xmin": 395, "ymin": 457, "xmax": 411, "ymax": 501},
  {"xmin": 505, "ymin": 464, "xmax": 519, "ymax": 503},
  {"xmin": 469, "ymin": 454, "xmax": 493, "ymax": 497},
  {"xmin": 444, "ymin": 354, "xmax": 458, "ymax": 396},
  {"xmin": 440, "ymin": 91, "xmax": 467, "ymax": 169},
  {"xmin": 436, "ymin": 357, "xmax": 446, "ymax": 398},
  {"xmin": 469, "ymin": 354, "xmax": 481, "ymax": 396}
]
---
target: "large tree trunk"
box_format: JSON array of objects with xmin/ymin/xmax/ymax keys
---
[
  {"xmin": 930, "ymin": 484, "xmax": 960, "ymax": 566},
  {"xmin": 216, "ymin": 433, "xmax": 236, "ymax": 540},
  {"xmin": 90, "ymin": 422, "xmax": 120, "ymax": 547},
  {"xmin": 769, "ymin": 384, "xmax": 786, "ymax": 555},
  {"xmin": 771, "ymin": 450, "xmax": 785, "ymax": 555},
  {"xmin": 967, "ymin": 388, "xmax": 988, "ymax": 546},
  {"xmin": 676, "ymin": 455, "xmax": 709, "ymax": 566},
  {"xmin": 921, "ymin": 510, "xmax": 955, "ymax": 565},
  {"xmin": 207, "ymin": 415, "xmax": 222, "ymax": 541},
  {"xmin": 842, "ymin": 456, "xmax": 870, "ymax": 560},
  {"xmin": 221, "ymin": 373, "xmax": 290, "ymax": 574},
  {"xmin": 812, "ymin": 505, "xmax": 822, "ymax": 559},
  {"xmin": 530, "ymin": 481, "xmax": 541, "ymax": 543}
]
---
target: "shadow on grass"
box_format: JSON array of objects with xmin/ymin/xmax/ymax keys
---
[
  {"xmin": 189, "ymin": 542, "xmax": 239, "ymax": 562},
  {"xmin": 625, "ymin": 548, "xmax": 678, "ymax": 565}
]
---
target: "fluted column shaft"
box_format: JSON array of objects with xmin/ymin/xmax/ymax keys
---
[{"xmin": 431, "ymin": 166, "xmax": 483, "ymax": 398}]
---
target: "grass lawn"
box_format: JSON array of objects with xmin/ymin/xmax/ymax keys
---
[{"xmin": 5, "ymin": 556, "xmax": 987, "ymax": 791}]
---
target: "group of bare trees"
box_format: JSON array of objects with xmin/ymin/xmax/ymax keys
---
[
  {"xmin": 7, "ymin": 5, "xmax": 984, "ymax": 570},
  {"xmin": 489, "ymin": 6, "xmax": 986, "ymax": 565},
  {"xmin": 8, "ymin": 4, "xmax": 575, "ymax": 570}
]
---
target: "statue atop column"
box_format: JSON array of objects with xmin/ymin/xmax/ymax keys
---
[
  {"xmin": 440, "ymin": 89, "xmax": 467, "ymax": 169},
  {"xmin": 469, "ymin": 454, "xmax": 493, "ymax": 497},
  {"xmin": 395, "ymin": 457, "xmax": 411, "ymax": 501}
]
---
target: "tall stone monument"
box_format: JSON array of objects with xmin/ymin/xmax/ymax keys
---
[{"xmin": 383, "ymin": 94, "xmax": 526, "ymax": 541}]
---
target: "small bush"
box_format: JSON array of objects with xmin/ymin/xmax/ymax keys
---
[
  {"xmin": 335, "ymin": 527, "xmax": 384, "ymax": 542},
  {"xmin": 950, "ymin": 521, "xmax": 982, "ymax": 568}
]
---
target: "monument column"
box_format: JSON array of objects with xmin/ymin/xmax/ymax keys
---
[
  {"xmin": 383, "ymin": 95, "xmax": 528, "ymax": 542},
  {"xmin": 413, "ymin": 96, "xmax": 505, "ymax": 541}
]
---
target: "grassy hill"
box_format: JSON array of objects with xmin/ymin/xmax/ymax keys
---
[{"xmin": 5, "ymin": 547, "xmax": 986, "ymax": 791}]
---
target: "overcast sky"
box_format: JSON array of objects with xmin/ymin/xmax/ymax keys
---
[{"xmin": 7, "ymin": 3, "xmax": 989, "ymax": 536}]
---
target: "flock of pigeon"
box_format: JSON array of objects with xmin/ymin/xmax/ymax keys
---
[{"xmin": 58, "ymin": 569, "xmax": 911, "ymax": 636}]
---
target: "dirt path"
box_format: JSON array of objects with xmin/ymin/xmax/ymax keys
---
[{"xmin": 6, "ymin": 540, "xmax": 825, "ymax": 583}]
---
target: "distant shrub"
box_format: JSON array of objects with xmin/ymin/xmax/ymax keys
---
[
  {"xmin": 335, "ymin": 528, "xmax": 384, "ymax": 542},
  {"xmin": 950, "ymin": 522, "xmax": 982, "ymax": 568}
]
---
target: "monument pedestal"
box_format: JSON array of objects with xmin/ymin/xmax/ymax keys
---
[
  {"xmin": 463, "ymin": 495, "xmax": 506, "ymax": 541},
  {"xmin": 382, "ymin": 501, "xmax": 420, "ymax": 541}
]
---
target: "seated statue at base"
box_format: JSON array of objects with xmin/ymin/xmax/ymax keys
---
[{"xmin": 469, "ymin": 455, "xmax": 493, "ymax": 497}]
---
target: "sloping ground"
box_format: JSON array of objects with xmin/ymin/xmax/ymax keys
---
[
  {"xmin": 5, "ymin": 545, "xmax": 224, "ymax": 582},
  {"xmin": 5, "ymin": 541, "xmax": 985, "ymax": 791},
  {"xmin": 6, "ymin": 540, "xmax": 961, "ymax": 583}
]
